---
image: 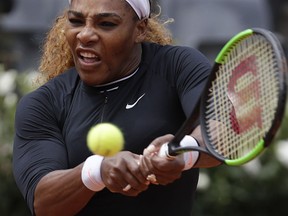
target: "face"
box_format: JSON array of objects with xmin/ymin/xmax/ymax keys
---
[{"xmin": 65, "ymin": 0, "xmax": 147, "ymax": 86}]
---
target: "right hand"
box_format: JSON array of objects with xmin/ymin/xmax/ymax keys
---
[{"xmin": 140, "ymin": 134, "xmax": 185, "ymax": 185}]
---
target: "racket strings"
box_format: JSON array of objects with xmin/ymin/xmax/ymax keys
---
[{"xmin": 205, "ymin": 35, "xmax": 280, "ymax": 160}]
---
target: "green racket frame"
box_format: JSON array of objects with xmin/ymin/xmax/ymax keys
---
[{"xmin": 201, "ymin": 28, "xmax": 287, "ymax": 166}]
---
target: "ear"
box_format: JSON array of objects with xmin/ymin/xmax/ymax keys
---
[{"xmin": 135, "ymin": 19, "xmax": 148, "ymax": 43}]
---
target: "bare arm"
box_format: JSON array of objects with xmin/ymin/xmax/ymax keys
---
[
  {"xmin": 34, "ymin": 152, "xmax": 150, "ymax": 216},
  {"xmin": 191, "ymin": 125, "xmax": 222, "ymax": 168},
  {"xmin": 34, "ymin": 164, "xmax": 94, "ymax": 216}
]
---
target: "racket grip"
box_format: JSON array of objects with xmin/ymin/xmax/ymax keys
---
[
  {"xmin": 158, "ymin": 135, "xmax": 200, "ymax": 170},
  {"xmin": 158, "ymin": 143, "xmax": 172, "ymax": 158}
]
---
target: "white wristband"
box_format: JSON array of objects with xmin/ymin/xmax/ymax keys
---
[
  {"xmin": 181, "ymin": 135, "xmax": 200, "ymax": 170},
  {"xmin": 81, "ymin": 155, "xmax": 105, "ymax": 192}
]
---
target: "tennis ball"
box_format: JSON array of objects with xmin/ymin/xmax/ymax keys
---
[{"xmin": 87, "ymin": 123, "xmax": 124, "ymax": 157}]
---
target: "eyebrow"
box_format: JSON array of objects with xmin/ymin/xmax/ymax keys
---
[{"xmin": 67, "ymin": 10, "xmax": 122, "ymax": 20}]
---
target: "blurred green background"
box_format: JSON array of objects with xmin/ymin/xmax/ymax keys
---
[{"xmin": 1, "ymin": 0, "xmax": 288, "ymax": 215}]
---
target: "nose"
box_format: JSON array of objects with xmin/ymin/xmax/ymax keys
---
[{"xmin": 77, "ymin": 25, "xmax": 99, "ymax": 45}]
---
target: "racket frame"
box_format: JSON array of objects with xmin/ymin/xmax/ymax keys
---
[
  {"xmin": 167, "ymin": 28, "xmax": 287, "ymax": 166},
  {"xmin": 200, "ymin": 28, "xmax": 287, "ymax": 165}
]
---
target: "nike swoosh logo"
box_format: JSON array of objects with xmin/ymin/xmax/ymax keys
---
[{"xmin": 126, "ymin": 93, "xmax": 146, "ymax": 109}]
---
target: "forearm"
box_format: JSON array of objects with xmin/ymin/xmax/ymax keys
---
[
  {"xmin": 34, "ymin": 164, "xmax": 95, "ymax": 216},
  {"xmin": 193, "ymin": 151, "xmax": 222, "ymax": 168},
  {"xmin": 190, "ymin": 125, "xmax": 222, "ymax": 168}
]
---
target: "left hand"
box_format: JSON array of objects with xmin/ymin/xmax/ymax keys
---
[
  {"xmin": 101, "ymin": 151, "xmax": 149, "ymax": 196},
  {"xmin": 140, "ymin": 134, "xmax": 185, "ymax": 185}
]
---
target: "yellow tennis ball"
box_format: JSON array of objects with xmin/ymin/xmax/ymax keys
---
[{"xmin": 87, "ymin": 123, "xmax": 124, "ymax": 156}]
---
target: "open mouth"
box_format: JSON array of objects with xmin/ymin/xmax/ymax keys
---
[{"xmin": 79, "ymin": 51, "xmax": 101, "ymax": 64}]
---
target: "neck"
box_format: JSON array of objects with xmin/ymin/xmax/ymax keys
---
[{"xmin": 120, "ymin": 43, "xmax": 143, "ymax": 78}]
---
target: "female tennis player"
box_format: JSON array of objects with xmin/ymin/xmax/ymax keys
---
[{"xmin": 13, "ymin": 0, "xmax": 221, "ymax": 215}]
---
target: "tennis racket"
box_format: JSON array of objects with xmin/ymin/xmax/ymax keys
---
[{"xmin": 160, "ymin": 28, "xmax": 287, "ymax": 166}]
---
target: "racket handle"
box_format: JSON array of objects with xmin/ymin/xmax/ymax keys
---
[
  {"xmin": 158, "ymin": 135, "xmax": 200, "ymax": 170},
  {"xmin": 158, "ymin": 142, "xmax": 172, "ymax": 158}
]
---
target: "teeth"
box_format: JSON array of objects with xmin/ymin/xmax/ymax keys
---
[{"xmin": 80, "ymin": 52, "xmax": 98, "ymax": 59}]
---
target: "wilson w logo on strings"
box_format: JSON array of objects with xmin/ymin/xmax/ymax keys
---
[{"xmin": 227, "ymin": 56, "xmax": 262, "ymax": 134}]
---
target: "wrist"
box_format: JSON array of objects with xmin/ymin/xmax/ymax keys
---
[{"xmin": 81, "ymin": 155, "xmax": 105, "ymax": 192}]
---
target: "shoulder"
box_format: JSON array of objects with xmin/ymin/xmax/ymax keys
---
[
  {"xmin": 141, "ymin": 43, "xmax": 211, "ymax": 84},
  {"xmin": 39, "ymin": 68, "xmax": 79, "ymax": 98},
  {"xmin": 16, "ymin": 68, "xmax": 80, "ymax": 119},
  {"xmin": 142, "ymin": 42, "xmax": 209, "ymax": 64},
  {"xmin": 44, "ymin": 68, "xmax": 80, "ymax": 94}
]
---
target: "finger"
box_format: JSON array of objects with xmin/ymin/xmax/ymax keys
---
[
  {"xmin": 146, "ymin": 174, "xmax": 159, "ymax": 185},
  {"xmin": 143, "ymin": 155, "xmax": 183, "ymax": 185},
  {"xmin": 122, "ymin": 184, "xmax": 132, "ymax": 192},
  {"xmin": 143, "ymin": 134, "xmax": 174, "ymax": 156},
  {"xmin": 143, "ymin": 144, "xmax": 157, "ymax": 156},
  {"xmin": 139, "ymin": 156, "xmax": 161, "ymax": 185},
  {"xmin": 105, "ymin": 173, "xmax": 129, "ymax": 193},
  {"xmin": 138, "ymin": 154, "xmax": 154, "ymax": 177},
  {"xmin": 124, "ymin": 156, "xmax": 150, "ymax": 190},
  {"xmin": 101, "ymin": 152, "xmax": 149, "ymax": 195},
  {"xmin": 107, "ymin": 171, "xmax": 147, "ymax": 195},
  {"xmin": 103, "ymin": 161, "xmax": 138, "ymax": 192}
]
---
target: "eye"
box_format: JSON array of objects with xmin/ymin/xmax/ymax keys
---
[
  {"xmin": 99, "ymin": 21, "xmax": 117, "ymax": 28},
  {"xmin": 68, "ymin": 18, "xmax": 84, "ymax": 26}
]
